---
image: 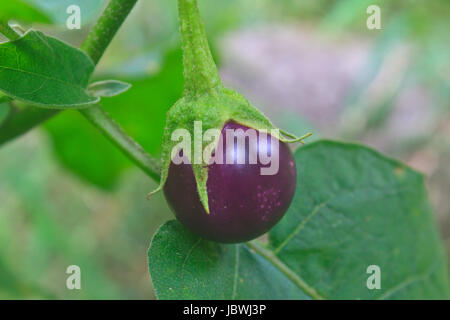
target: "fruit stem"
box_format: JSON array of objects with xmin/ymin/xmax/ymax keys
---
[
  {"xmin": 178, "ymin": 0, "xmax": 222, "ymax": 97},
  {"xmin": 80, "ymin": 105, "xmax": 161, "ymax": 182},
  {"xmin": 81, "ymin": 0, "xmax": 138, "ymax": 65}
]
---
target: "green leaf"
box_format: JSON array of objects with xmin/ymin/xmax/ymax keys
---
[
  {"xmin": 0, "ymin": 30, "xmax": 98, "ymax": 108},
  {"xmin": 88, "ymin": 80, "xmax": 131, "ymax": 98},
  {"xmin": 0, "ymin": 0, "xmax": 51, "ymax": 24},
  {"xmin": 148, "ymin": 140, "xmax": 450, "ymax": 299},
  {"xmin": 148, "ymin": 221, "xmax": 311, "ymax": 300},
  {"xmin": 44, "ymin": 49, "xmax": 184, "ymax": 190}
]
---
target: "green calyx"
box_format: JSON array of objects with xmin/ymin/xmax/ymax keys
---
[{"xmin": 148, "ymin": 0, "xmax": 311, "ymax": 213}]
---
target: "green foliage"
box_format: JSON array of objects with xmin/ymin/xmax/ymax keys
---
[
  {"xmin": 0, "ymin": 136, "xmax": 166, "ymax": 299},
  {"xmin": 0, "ymin": 30, "xmax": 98, "ymax": 108},
  {"xmin": 0, "ymin": 103, "xmax": 10, "ymax": 125},
  {"xmin": 0, "ymin": 0, "xmax": 449, "ymax": 300},
  {"xmin": 44, "ymin": 49, "xmax": 184, "ymax": 189},
  {"xmin": 148, "ymin": 221, "xmax": 311, "ymax": 300},
  {"xmin": 0, "ymin": 0, "xmax": 51, "ymax": 24},
  {"xmin": 148, "ymin": 141, "xmax": 450, "ymax": 299}
]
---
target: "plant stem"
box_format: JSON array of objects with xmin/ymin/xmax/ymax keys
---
[
  {"xmin": 245, "ymin": 241, "xmax": 325, "ymax": 300},
  {"xmin": 80, "ymin": 105, "xmax": 160, "ymax": 182},
  {"xmin": 178, "ymin": 0, "xmax": 222, "ymax": 97},
  {"xmin": 81, "ymin": 0, "xmax": 138, "ymax": 65},
  {"xmin": 79, "ymin": 0, "xmax": 162, "ymax": 180},
  {"xmin": 0, "ymin": 0, "xmax": 162, "ymax": 182},
  {"xmin": 80, "ymin": 0, "xmax": 162, "ymax": 181}
]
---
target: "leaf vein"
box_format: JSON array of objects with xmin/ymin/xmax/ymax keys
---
[
  {"xmin": 246, "ymin": 241, "xmax": 325, "ymax": 300},
  {"xmin": 0, "ymin": 65, "xmax": 89, "ymax": 92},
  {"xmin": 378, "ymin": 261, "xmax": 439, "ymax": 300},
  {"xmin": 274, "ymin": 201, "xmax": 328, "ymax": 254},
  {"xmin": 180, "ymin": 238, "xmax": 202, "ymax": 286}
]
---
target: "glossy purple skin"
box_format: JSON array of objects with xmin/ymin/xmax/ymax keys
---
[{"xmin": 164, "ymin": 122, "xmax": 297, "ymax": 243}]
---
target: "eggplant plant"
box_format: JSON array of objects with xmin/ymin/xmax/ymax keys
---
[{"xmin": 0, "ymin": 0, "xmax": 448, "ymax": 300}]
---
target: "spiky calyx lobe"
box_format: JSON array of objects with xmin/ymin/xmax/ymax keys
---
[{"xmin": 149, "ymin": 0, "xmax": 311, "ymax": 213}]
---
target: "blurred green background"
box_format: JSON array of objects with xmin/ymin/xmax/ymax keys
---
[{"xmin": 0, "ymin": 0, "xmax": 449, "ymax": 299}]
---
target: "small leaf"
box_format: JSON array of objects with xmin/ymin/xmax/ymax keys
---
[
  {"xmin": 0, "ymin": 30, "xmax": 98, "ymax": 108},
  {"xmin": 88, "ymin": 80, "xmax": 131, "ymax": 98},
  {"xmin": 148, "ymin": 140, "xmax": 450, "ymax": 299}
]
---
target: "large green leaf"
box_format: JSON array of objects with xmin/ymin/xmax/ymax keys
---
[
  {"xmin": 149, "ymin": 221, "xmax": 311, "ymax": 300},
  {"xmin": 148, "ymin": 140, "xmax": 449, "ymax": 299},
  {"xmin": 44, "ymin": 49, "xmax": 183, "ymax": 189},
  {"xmin": 0, "ymin": 30, "xmax": 98, "ymax": 108}
]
